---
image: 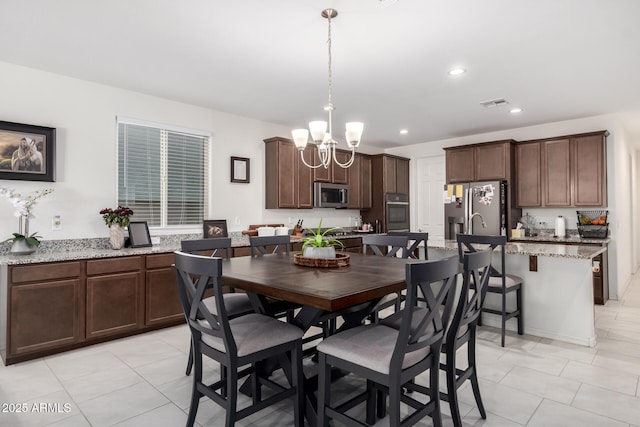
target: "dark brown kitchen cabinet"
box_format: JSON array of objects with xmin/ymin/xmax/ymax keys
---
[
  {"xmin": 543, "ymin": 139, "xmax": 572, "ymax": 206},
  {"xmin": 375, "ymin": 154, "xmax": 410, "ymax": 195},
  {"xmin": 348, "ymin": 153, "xmax": 372, "ymax": 209},
  {"xmin": 3, "ymin": 253, "xmax": 191, "ymax": 365},
  {"xmin": 145, "ymin": 253, "xmax": 183, "ymax": 326},
  {"xmin": 264, "ymin": 137, "xmax": 313, "ymax": 209},
  {"xmin": 445, "ymin": 140, "xmax": 515, "ymax": 183},
  {"xmin": 515, "ymin": 142, "xmax": 542, "ymax": 207},
  {"xmin": 313, "ymin": 148, "xmax": 351, "ymax": 184},
  {"xmin": 518, "ymin": 131, "xmax": 608, "ymax": 208},
  {"xmin": 362, "ymin": 154, "xmax": 410, "ymax": 232},
  {"xmin": 573, "ymin": 133, "xmax": 606, "ymax": 206},
  {"xmin": 340, "ymin": 237, "xmax": 363, "ymax": 254},
  {"xmin": 592, "ymin": 250, "xmax": 609, "ymax": 305},
  {"xmin": 445, "ymin": 146, "xmax": 474, "ymax": 183},
  {"xmin": 476, "ymin": 142, "xmax": 512, "ymax": 181},
  {"xmin": 8, "ymin": 261, "xmax": 84, "ymax": 359},
  {"xmin": 85, "ymin": 257, "xmax": 144, "ymax": 339}
]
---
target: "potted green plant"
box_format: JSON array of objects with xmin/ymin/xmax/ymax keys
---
[
  {"xmin": 301, "ymin": 219, "xmax": 345, "ymax": 259},
  {"xmin": 1, "ymin": 186, "xmax": 54, "ymax": 255}
]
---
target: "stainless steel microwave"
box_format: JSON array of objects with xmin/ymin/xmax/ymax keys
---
[{"xmin": 314, "ymin": 182, "xmax": 349, "ymax": 208}]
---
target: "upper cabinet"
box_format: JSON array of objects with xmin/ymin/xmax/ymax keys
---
[
  {"xmin": 313, "ymin": 148, "xmax": 350, "ymax": 184},
  {"xmin": 515, "ymin": 142, "xmax": 542, "ymax": 207},
  {"xmin": 572, "ymin": 133, "xmax": 607, "ymax": 206},
  {"xmin": 376, "ymin": 155, "xmax": 410, "ymax": 194},
  {"xmin": 348, "ymin": 153, "xmax": 372, "ymax": 209},
  {"xmin": 264, "ymin": 137, "xmax": 313, "ymax": 209},
  {"xmin": 445, "ymin": 140, "xmax": 515, "ymax": 183},
  {"xmin": 515, "ymin": 131, "xmax": 608, "ymax": 207}
]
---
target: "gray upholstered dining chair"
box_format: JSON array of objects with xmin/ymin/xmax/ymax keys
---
[
  {"xmin": 362, "ymin": 234, "xmax": 409, "ymax": 258},
  {"xmin": 440, "ymin": 248, "xmax": 492, "ymax": 427},
  {"xmin": 457, "ymin": 234, "xmax": 524, "ymax": 347},
  {"xmin": 180, "ymin": 238, "xmax": 254, "ymax": 376},
  {"xmin": 387, "ymin": 231, "xmax": 429, "ymax": 260},
  {"xmin": 248, "ymin": 235, "xmax": 298, "ymax": 321},
  {"xmin": 174, "ymin": 251, "xmax": 304, "ymax": 427},
  {"xmin": 378, "ymin": 249, "xmax": 491, "ymax": 427},
  {"xmin": 249, "ymin": 235, "xmax": 290, "ymax": 256},
  {"xmin": 362, "ymin": 234, "xmax": 410, "ymax": 322},
  {"xmin": 316, "ymin": 256, "xmax": 459, "ymax": 427}
]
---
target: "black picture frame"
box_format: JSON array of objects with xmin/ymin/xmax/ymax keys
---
[
  {"xmin": 230, "ymin": 156, "xmax": 250, "ymax": 183},
  {"xmin": 0, "ymin": 121, "xmax": 56, "ymax": 182},
  {"xmin": 203, "ymin": 219, "xmax": 228, "ymax": 238},
  {"xmin": 128, "ymin": 221, "xmax": 152, "ymax": 248}
]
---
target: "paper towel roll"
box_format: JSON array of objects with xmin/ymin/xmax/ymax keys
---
[{"xmin": 555, "ymin": 216, "xmax": 566, "ymax": 237}]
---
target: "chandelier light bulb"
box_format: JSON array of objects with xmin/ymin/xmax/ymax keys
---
[
  {"xmin": 291, "ymin": 129, "xmax": 310, "ymax": 149},
  {"xmin": 309, "ymin": 121, "xmax": 328, "ymax": 143},
  {"xmin": 345, "ymin": 122, "xmax": 364, "ymax": 148}
]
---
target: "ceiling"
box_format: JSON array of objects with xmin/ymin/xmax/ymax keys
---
[{"xmin": 1, "ymin": 0, "xmax": 640, "ymax": 150}]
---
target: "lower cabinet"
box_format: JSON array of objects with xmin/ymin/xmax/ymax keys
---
[
  {"xmin": 593, "ymin": 250, "xmax": 609, "ymax": 305},
  {"xmin": 9, "ymin": 278, "xmax": 84, "ymax": 356},
  {"xmin": 3, "ymin": 254, "xmax": 182, "ymax": 365},
  {"xmin": 145, "ymin": 253, "xmax": 184, "ymax": 326}
]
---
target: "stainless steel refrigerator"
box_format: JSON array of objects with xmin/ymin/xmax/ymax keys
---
[{"xmin": 443, "ymin": 180, "xmax": 508, "ymax": 240}]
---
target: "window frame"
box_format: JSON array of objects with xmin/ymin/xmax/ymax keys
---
[{"xmin": 116, "ymin": 116, "xmax": 211, "ymax": 231}]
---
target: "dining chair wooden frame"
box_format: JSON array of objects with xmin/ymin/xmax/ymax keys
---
[
  {"xmin": 387, "ymin": 231, "xmax": 429, "ymax": 260},
  {"xmin": 174, "ymin": 251, "xmax": 304, "ymax": 427},
  {"xmin": 180, "ymin": 238, "xmax": 254, "ymax": 376},
  {"xmin": 316, "ymin": 256, "xmax": 459, "ymax": 427},
  {"xmin": 362, "ymin": 234, "xmax": 410, "ymax": 323}
]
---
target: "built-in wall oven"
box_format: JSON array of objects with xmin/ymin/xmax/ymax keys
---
[{"xmin": 385, "ymin": 193, "xmax": 409, "ymax": 232}]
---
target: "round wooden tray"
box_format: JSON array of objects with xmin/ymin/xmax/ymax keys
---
[{"xmin": 293, "ymin": 253, "xmax": 350, "ymax": 268}]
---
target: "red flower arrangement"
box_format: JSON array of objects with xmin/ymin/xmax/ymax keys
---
[{"xmin": 100, "ymin": 206, "xmax": 134, "ymax": 227}]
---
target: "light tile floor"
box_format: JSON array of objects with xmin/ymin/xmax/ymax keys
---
[{"xmin": 3, "ymin": 272, "xmax": 640, "ymax": 426}]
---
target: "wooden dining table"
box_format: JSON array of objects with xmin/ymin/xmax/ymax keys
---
[
  {"xmin": 220, "ymin": 252, "xmax": 420, "ymax": 425},
  {"xmin": 221, "ymin": 252, "xmax": 418, "ymax": 330}
]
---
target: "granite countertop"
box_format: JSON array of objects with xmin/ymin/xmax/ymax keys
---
[
  {"xmin": 0, "ymin": 232, "xmax": 605, "ymax": 266},
  {"xmin": 426, "ymin": 239, "xmax": 606, "ymax": 259},
  {"xmin": 509, "ymin": 234, "xmax": 610, "ymax": 245},
  {"xmin": 0, "ymin": 232, "xmax": 378, "ymax": 266}
]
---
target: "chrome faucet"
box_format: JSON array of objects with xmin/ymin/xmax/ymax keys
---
[{"xmin": 467, "ymin": 212, "xmax": 487, "ymax": 233}]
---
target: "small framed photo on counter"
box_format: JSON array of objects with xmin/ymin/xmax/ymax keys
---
[
  {"xmin": 128, "ymin": 221, "xmax": 152, "ymax": 248},
  {"xmin": 203, "ymin": 219, "xmax": 228, "ymax": 238},
  {"xmin": 230, "ymin": 156, "xmax": 250, "ymax": 183}
]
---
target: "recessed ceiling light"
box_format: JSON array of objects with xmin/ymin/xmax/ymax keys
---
[
  {"xmin": 448, "ymin": 68, "xmax": 466, "ymax": 76},
  {"xmin": 510, "ymin": 108, "xmax": 522, "ymax": 114},
  {"xmin": 400, "ymin": 129, "xmax": 408, "ymax": 135}
]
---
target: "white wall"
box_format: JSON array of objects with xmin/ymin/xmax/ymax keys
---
[
  {"xmin": 386, "ymin": 115, "xmax": 640, "ymax": 300},
  {"xmin": 0, "ymin": 61, "xmax": 358, "ymax": 240}
]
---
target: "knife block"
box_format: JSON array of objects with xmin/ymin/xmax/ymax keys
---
[{"xmin": 293, "ymin": 225, "xmax": 304, "ymax": 237}]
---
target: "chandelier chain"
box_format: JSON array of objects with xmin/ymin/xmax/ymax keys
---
[{"xmin": 327, "ymin": 13, "xmax": 333, "ymax": 114}]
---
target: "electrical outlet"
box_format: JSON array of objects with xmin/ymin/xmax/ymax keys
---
[
  {"xmin": 52, "ymin": 215, "xmax": 62, "ymax": 230},
  {"xmin": 234, "ymin": 216, "xmax": 240, "ymax": 225}
]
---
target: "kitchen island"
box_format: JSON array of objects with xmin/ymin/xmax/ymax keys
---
[{"xmin": 427, "ymin": 239, "xmax": 606, "ymax": 347}]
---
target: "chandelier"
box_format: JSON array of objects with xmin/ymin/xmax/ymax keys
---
[{"xmin": 291, "ymin": 9, "xmax": 363, "ymax": 169}]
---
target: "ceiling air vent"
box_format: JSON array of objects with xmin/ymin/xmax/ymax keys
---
[{"xmin": 480, "ymin": 98, "xmax": 509, "ymax": 108}]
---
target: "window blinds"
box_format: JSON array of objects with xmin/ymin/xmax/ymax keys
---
[{"xmin": 117, "ymin": 121, "xmax": 209, "ymax": 227}]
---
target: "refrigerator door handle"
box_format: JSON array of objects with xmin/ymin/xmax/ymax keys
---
[{"xmin": 466, "ymin": 187, "xmax": 472, "ymax": 234}]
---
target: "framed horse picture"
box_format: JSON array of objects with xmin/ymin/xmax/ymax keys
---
[
  {"xmin": 203, "ymin": 219, "xmax": 228, "ymax": 238},
  {"xmin": 0, "ymin": 121, "xmax": 56, "ymax": 182}
]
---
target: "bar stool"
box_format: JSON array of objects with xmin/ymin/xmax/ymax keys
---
[{"xmin": 457, "ymin": 234, "xmax": 524, "ymax": 347}]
